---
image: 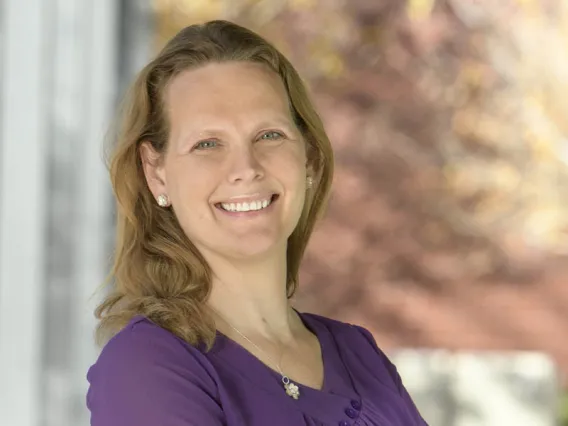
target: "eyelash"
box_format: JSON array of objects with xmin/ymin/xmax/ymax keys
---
[
  {"xmin": 192, "ymin": 131, "xmax": 285, "ymax": 151},
  {"xmin": 259, "ymin": 130, "xmax": 285, "ymax": 141},
  {"xmin": 193, "ymin": 140, "xmax": 218, "ymax": 150}
]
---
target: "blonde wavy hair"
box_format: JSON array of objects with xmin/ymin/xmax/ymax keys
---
[{"xmin": 95, "ymin": 20, "xmax": 334, "ymax": 350}]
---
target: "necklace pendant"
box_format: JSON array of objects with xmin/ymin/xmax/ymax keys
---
[{"xmin": 282, "ymin": 376, "xmax": 300, "ymax": 399}]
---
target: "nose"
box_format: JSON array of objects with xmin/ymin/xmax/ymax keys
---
[{"xmin": 226, "ymin": 144, "xmax": 264, "ymax": 184}]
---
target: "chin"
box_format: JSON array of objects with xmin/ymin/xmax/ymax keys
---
[
  {"xmin": 215, "ymin": 233, "xmax": 287, "ymax": 261},
  {"xmin": 228, "ymin": 241, "xmax": 283, "ymax": 261}
]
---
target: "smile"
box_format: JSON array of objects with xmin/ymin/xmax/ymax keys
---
[{"xmin": 216, "ymin": 194, "xmax": 279, "ymax": 213}]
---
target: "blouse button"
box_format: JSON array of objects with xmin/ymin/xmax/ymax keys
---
[
  {"xmin": 345, "ymin": 407, "xmax": 357, "ymax": 419},
  {"xmin": 350, "ymin": 399, "xmax": 361, "ymax": 410},
  {"xmin": 338, "ymin": 421, "xmax": 350, "ymax": 426}
]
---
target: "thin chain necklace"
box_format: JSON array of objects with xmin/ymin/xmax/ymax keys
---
[{"xmin": 209, "ymin": 307, "xmax": 301, "ymax": 400}]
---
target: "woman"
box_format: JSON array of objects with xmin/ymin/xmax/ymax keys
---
[{"xmin": 87, "ymin": 20, "xmax": 428, "ymax": 426}]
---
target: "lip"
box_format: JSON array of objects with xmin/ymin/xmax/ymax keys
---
[
  {"xmin": 214, "ymin": 194, "xmax": 279, "ymax": 216},
  {"xmin": 213, "ymin": 192, "xmax": 277, "ymax": 205}
]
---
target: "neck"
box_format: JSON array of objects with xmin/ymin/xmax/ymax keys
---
[{"xmin": 204, "ymin": 248, "xmax": 300, "ymax": 344}]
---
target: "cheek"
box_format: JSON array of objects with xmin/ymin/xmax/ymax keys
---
[
  {"xmin": 166, "ymin": 160, "xmax": 213, "ymax": 203},
  {"xmin": 263, "ymin": 145, "xmax": 307, "ymax": 181}
]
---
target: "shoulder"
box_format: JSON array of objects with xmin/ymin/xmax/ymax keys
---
[
  {"xmin": 87, "ymin": 316, "xmax": 224, "ymax": 426},
  {"xmin": 302, "ymin": 312, "xmax": 402, "ymax": 387},
  {"xmin": 302, "ymin": 311, "xmax": 380, "ymax": 348},
  {"xmin": 89, "ymin": 315, "xmax": 216, "ymax": 384}
]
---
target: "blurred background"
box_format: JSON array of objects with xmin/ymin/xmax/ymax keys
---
[{"xmin": 0, "ymin": 0, "xmax": 567, "ymax": 425}]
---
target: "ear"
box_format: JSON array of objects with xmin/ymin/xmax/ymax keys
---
[
  {"xmin": 306, "ymin": 156, "xmax": 317, "ymax": 183},
  {"xmin": 303, "ymin": 135, "xmax": 319, "ymax": 179},
  {"xmin": 140, "ymin": 141, "xmax": 167, "ymax": 201}
]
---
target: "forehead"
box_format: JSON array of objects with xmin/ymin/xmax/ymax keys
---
[{"xmin": 165, "ymin": 61, "xmax": 292, "ymax": 122}]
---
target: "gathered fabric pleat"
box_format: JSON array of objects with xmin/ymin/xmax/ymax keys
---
[{"xmin": 301, "ymin": 397, "xmax": 388, "ymax": 426}]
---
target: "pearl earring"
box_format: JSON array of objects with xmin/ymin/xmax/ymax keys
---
[
  {"xmin": 157, "ymin": 194, "xmax": 169, "ymax": 207},
  {"xmin": 306, "ymin": 176, "xmax": 314, "ymax": 189}
]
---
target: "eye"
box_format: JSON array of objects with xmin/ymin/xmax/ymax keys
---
[
  {"xmin": 259, "ymin": 130, "xmax": 285, "ymax": 141},
  {"xmin": 193, "ymin": 140, "xmax": 218, "ymax": 150}
]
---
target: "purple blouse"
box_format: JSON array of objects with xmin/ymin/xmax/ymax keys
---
[{"xmin": 86, "ymin": 310, "xmax": 428, "ymax": 426}]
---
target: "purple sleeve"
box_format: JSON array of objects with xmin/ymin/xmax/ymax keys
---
[
  {"xmin": 354, "ymin": 325, "xmax": 429, "ymax": 426},
  {"xmin": 86, "ymin": 322, "xmax": 225, "ymax": 426}
]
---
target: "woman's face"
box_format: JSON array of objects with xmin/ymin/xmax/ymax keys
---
[{"xmin": 141, "ymin": 61, "xmax": 309, "ymax": 261}]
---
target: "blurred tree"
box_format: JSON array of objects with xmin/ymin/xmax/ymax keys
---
[
  {"xmin": 150, "ymin": 0, "xmax": 568, "ymax": 391},
  {"xmin": 152, "ymin": 0, "xmax": 568, "ymax": 275}
]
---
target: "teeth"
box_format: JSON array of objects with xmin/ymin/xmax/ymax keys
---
[{"xmin": 220, "ymin": 197, "xmax": 272, "ymax": 212}]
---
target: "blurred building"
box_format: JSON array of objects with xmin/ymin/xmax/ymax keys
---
[{"xmin": 0, "ymin": 1, "xmax": 152, "ymax": 425}]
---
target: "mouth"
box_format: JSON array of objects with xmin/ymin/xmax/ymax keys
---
[{"xmin": 215, "ymin": 194, "xmax": 279, "ymax": 213}]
